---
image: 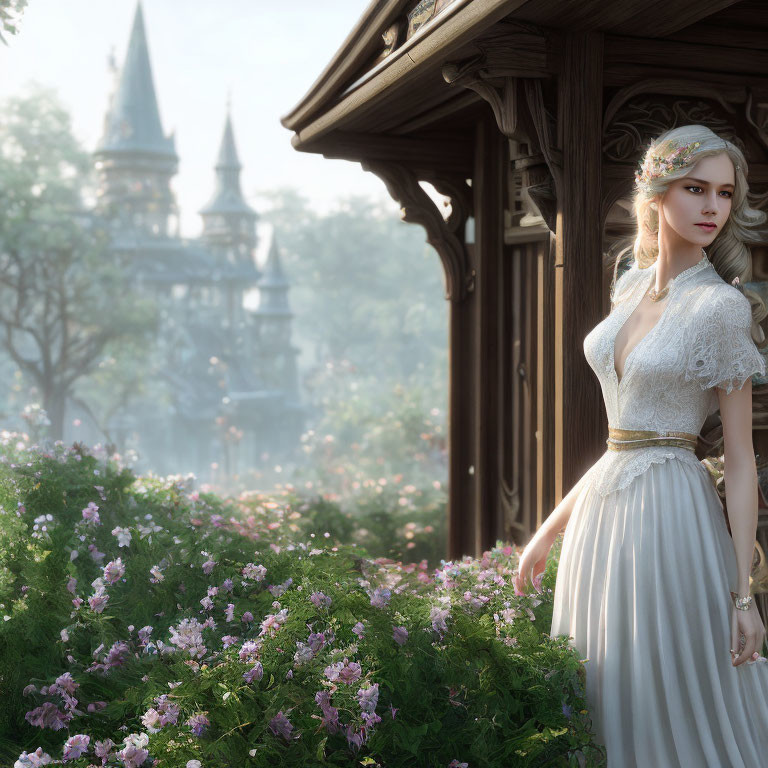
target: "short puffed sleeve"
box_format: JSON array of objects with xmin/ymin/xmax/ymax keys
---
[{"xmin": 684, "ymin": 286, "xmax": 766, "ymax": 394}]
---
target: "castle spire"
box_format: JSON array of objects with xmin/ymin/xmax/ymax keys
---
[
  {"xmin": 96, "ymin": 1, "xmax": 176, "ymax": 158},
  {"xmin": 200, "ymin": 109, "xmax": 257, "ymax": 217},
  {"xmin": 255, "ymin": 235, "xmax": 292, "ymax": 317}
]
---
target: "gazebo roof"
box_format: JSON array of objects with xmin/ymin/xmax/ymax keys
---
[{"xmin": 281, "ymin": 0, "xmax": 760, "ymax": 155}]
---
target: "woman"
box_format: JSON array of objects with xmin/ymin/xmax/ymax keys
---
[{"xmin": 514, "ymin": 124, "xmax": 768, "ymax": 766}]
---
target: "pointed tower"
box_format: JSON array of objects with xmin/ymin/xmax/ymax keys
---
[
  {"xmin": 199, "ymin": 109, "xmax": 258, "ymax": 262},
  {"xmin": 253, "ymin": 233, "xmax": 299, "ymax": 396},
  {"xmin": 94, "ymin": 2, "xmax": 178, "ymax": 237}
]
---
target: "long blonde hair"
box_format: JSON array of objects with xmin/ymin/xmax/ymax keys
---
[{"xmin": 614, "ymin": 124, "xmax": 768, "ymax": 346}]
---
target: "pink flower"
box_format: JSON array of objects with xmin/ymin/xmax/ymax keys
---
[
  {"xmin": 224, "ymin": 603, "xmax": 235, "ymax": 622},
  {"xmin": 88, "ymin": 588, "xmax": 109, "ymax": 614},
  {"xmin": 62, "ymin": 734, "xmax": 89, "ymax": 761},
  {"xmin": 103, "ymin": 558, "xmax": 125, "ymax": 584},
  {"xmin": 94, "ymin": 739, "xmax": 115, "ymax": 759},
  {"xmin": 201, "ymin": 558, "xmax": 216, "ymax": 575},
  {"xmin": 81, "ymin": 502, "xmax": 100, "ymax": 525}
]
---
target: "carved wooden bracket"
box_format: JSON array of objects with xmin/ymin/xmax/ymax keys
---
[
  {"xmin": 441, "ymin": 24, "xmax": 562, "ymax": 228},
  {"xmin": 360, "ymin": 159, "xmax": 474, "ymax": 302}
]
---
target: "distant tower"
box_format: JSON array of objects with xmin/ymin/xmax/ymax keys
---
[
  {"xmin": 199, "ymin": 108, "xmax": 258, "ymax": 263},
  {"xmin": 94, "ymin": 2, "xmax": 178, "ymax": 237},
  {"xmin": 253, "ymin": 234, "xmax": 299, "ymax": 396}
]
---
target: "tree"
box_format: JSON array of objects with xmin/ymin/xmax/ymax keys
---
[
  {"xmin": 0, "ymin": 0, "xmax": 27, "ymax": 45},
  {"xmin": 0, "ymin": 86, "xmax": 157, "ymax": 440}
]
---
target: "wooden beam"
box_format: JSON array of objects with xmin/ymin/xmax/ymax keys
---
[
  {"xmin": 300, "ymin": 132, "xmax": 474, "ymax": 176},
  {"xmin": 605, "ymin": 35, "xmax": 768, "ymax": 77}
]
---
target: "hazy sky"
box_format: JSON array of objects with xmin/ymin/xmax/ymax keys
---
[{"xmin": 0, "ymin": 0, "xmax": 398, "ymax": 236}]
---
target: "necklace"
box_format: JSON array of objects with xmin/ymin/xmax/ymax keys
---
[{"xmin": 648, "ymin": 248, "xmax": 708, "ymax": 302}]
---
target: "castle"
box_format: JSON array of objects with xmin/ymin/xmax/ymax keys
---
[{"xmin": 77, "ymin": 2, "xmax": 305, "ymax": 484}]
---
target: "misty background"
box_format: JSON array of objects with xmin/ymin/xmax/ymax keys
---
[{"xmin": 0, "ymin": 0, "xmax": 450, "ymax": 511}]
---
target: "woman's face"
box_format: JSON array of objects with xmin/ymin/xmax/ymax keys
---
[{"xmin": 656, "ymin": 152, "xmax": 735, "ymax": 246}]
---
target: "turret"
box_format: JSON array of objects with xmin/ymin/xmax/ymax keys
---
[
  {"xmin": 94, "ymin": 1, "xmax": 178, "ymax": 237},
  {"xmin": 199, "ymin": 109, "xmax": 258, "ymax": 262}
]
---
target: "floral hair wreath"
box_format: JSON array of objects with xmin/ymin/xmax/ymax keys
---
[{"xmin": 634, "ymin": 138, "xmax": 741, "ymax": 195}]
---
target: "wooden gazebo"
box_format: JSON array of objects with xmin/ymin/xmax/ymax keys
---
[{"xmin": 282, "ymin": 0, "xmax": 768, "ymax": 561}]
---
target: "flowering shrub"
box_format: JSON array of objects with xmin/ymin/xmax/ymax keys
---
[{"xmin": 0, "ymin": 433, "xmax": 607, "ymax": 767}]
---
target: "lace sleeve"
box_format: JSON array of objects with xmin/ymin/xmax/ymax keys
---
[{"xmin": 683, "ymin": 286, "xmax": 766, "ymax": 394}]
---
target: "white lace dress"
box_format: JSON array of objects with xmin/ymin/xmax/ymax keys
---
[{"xmin": 550, "ymin": 254, "xmax": 768, "ymax": 767}]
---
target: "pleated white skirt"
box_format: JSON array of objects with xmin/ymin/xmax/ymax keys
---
[{"xmin": 550, "ymin": 456, "xmax": 768, "ymax": 767}]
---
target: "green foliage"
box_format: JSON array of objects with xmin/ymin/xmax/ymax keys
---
[
  {"xmin": 0, "ymin": 0, "xmax": 28, "ymax": 45},
  {"xmin": 0, "ymin": 439, "xmax": 607, "ymax": 767}
]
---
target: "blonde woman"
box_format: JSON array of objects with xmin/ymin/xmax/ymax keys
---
[{"xmin": 514, "ymin": 124, "xmax": 768, "ymax": 766}]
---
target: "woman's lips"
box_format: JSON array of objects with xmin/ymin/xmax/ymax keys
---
[{"xmin": 695, "ymin": 223, "xmax": 717, "ymax": 231}]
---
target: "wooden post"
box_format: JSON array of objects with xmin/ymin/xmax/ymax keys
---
[
  {"xmin": 554, "ymin": 31, "xmax": 605, "ymax": 501},
  {"xmin": 470, "ymin": 115, "xmax": 506, "ymax": 557}
]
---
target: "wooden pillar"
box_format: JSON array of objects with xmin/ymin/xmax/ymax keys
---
[
  {"xmin": 470, "ymin": 115, "xmax": 506, "ymax": 557},
  {"xmin": 554, "ymin": 31, "xmax": 605, "ymax": 500}
]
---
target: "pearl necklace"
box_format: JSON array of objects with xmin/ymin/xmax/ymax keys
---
[{"xmin": 648, "ymin": 249, "xmax": 708, "ymax": 302}]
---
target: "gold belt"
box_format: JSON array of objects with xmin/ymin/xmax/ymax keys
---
[{"xmin": 606, "ymin": 427, "xmax": 698, "ymax": 453}]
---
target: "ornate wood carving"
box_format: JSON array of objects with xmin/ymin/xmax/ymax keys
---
[
  {"xmin": 360, "ymin": 160, "xmax": 474, "ymax": 301},
  {"xmin": 441, "ymin": 24, "xmax": 561, "ymax": 232}
]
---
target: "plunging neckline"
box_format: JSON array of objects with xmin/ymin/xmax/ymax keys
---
[{"xmin": 611, "ymin": 252, "xmax": 710, "ymax": 388}]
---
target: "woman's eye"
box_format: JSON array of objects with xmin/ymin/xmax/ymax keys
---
[{"xmin": 684, "ymin": 186, "xmax": 732, "ymax": 198}]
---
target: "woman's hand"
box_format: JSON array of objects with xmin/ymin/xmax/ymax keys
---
[
  {"xmin": 514, "ymin": 531, "xmax": 556, "ymax": 596},
  {"xmin": 730, "ymin": 599, "xmax": 767, "ymax": 666}
]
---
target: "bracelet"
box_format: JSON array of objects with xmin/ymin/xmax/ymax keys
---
[{"xmin": 730, "ymin": 591, "xmax": 753, "ymax": 611}]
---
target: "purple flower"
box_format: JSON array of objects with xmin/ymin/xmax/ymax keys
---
[
  {"xmin": 352, "ymin": 621, "xmax": 366, "ymax": 639},
  {"xmin": 430, "ymin": 606, "xmax": 451, "ymax": 635},
  {"xmin": 310, "ymin": 591, "xmax": 332, "ymax": 609},
  {"xmin": 324, "ymin": 657, "xmax": 362, "ymax": 685},
  {"xmin": 25, "ymin": 702, "xmax": 69, "ymax": 731},
  {"xmin": 241, "ymin": 611, "xmax": 254, "ymax": 623},
  {"xmin": 268, "ymin": 710, "xmax": 294, "ymax": 740},
  {"xmin": 186, "ymin": 712, "xmax": 210, "ymax": 737},
  {"xmin": 357, "ymin": 682, "xmax": 379, "ymax": 713},
  {"xmin": 242, "ymin": 563, "xmax": 267, "ymax": 581},
  {"xmin": 62, "ymin": 734, "xmax": 89, "ymax": 761},
  {"xmin": 239, "ymin": 640, "xmax": 262, "ymax": 663},
  {"xmin": 221, "ymin": 634, "xmax": 239, "ymax": 648},
  {"xmin": 201, "ymin": 558, "xmax": 216, "ymax": 575},
  {"xmin": 370, "ymin": 587, "xmax": 391, "ymax": 608},
  {"xmin": 243, "ymin": 662, "xmax": 263, "ymax": 683},
  {"xmin": 393, "ymin": 625, "xmax": 408, "ymax": 646},
  {"xmin": 66, "ymin": 577, "xmax": 77, "ymax": 594},
  {"xmin": 224, "ymin": 603, "xmax": 235, "ymax": 622}
]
